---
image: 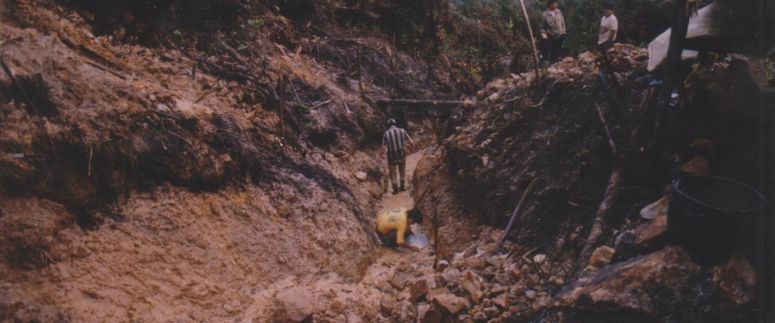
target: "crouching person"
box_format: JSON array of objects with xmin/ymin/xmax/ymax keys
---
[{"xmin": 376, "ymin": 207, "xmax": 423, "ymax": 251}]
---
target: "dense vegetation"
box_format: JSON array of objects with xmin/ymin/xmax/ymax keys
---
[{"xmin": 453, "ymin": 0, "xmax": 674, "ymax": 52}]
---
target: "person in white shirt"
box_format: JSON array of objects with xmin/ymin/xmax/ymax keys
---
[
  {"xmin": 598, "ymin": 3, "xmax": 618, "ymax": 50},
  {"xmin": 539, "ymin": 0, "xmax": 567, "ymax": 64}
]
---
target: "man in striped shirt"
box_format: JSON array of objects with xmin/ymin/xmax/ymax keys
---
[{"xmin": 381, "ymin": 119, "xmax": 415, "ymax": 194}]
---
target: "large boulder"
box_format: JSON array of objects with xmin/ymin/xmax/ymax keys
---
[
  {"xmin": 551, "ymin": 246, "xmax": 757, "ymax": 322},
  {"xmin": 556, "ymin": 246, "xmax": 701, "ymax": 317}
]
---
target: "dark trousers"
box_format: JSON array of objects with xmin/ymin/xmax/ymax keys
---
[
  {"xmin": 377, "ymin": 229, "xmax": 411, "ymax": 248},
  {"xmin": 599, "ymin": 40, "xmax": 615, "ymax": 52},
  {"xmin": 387, "ymin": 157, "xmax": 406, "ymax": 189},
  {"xmin": 540, "ymin": 35, "xmax": 565, "ymax": 64}
]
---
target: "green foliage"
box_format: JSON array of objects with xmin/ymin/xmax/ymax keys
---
[{"xmin": 452, "ymin": 0, "xmax": 672, "ymax": 53}]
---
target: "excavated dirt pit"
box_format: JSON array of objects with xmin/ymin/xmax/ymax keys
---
[{"xmin": 1, "ymin": 1, "xmax": 770, "ymax": 322}]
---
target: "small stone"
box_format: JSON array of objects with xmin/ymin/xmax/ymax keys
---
[
  {"xmin": 488, "ymin": 284, "xmax": 508, "ymax": 296},
  {"xmin": 481, "ymin": 156, "xmax": 490, "ymax": 167},
  {"xmin": 390, "ymin": 272, "xmax": 413, "ymax": 290},
  {"xmin": 483, "ymin": 306, "xmax": 500, "ymax": 318},
  {"xmin": 399, "ymin": 301, "xmax": 417, "ymax": 322},
  {"xmin": 432, "ymin": 294, "xmax": 470, "ymax": 315},
  {"xmin": 354, "ymin": 171, "xmax": 368, "ymax": 181},
  {"xmin": 476, "ymin": 89, "xmax": 488, "ymax": 99},
  {"xmin": 458, "ymin": 314, "xmax": 474, "ymax": 323},
  {"xmin": 640, "ymin": 196, "xmax": 669, "ymax": 220},
  {"xmin": 532, "ymin": 254, "xmax": 546, "ymax": 264},
  {"xmin": 380, "ymin": 296, "xmax": 398, "ymax": 316},
  {"xmin": 587, "ymin": 246, "xmax": 615, "ymax": 269},
  {"xmin": 492, "ymin": 293, "xmax": 508, "ymax": 309},
  {"xmin": 473, "ymin": 311, "xmax": 487, "ymax": 321},
  {"xmin": 463, "ymin": 98, "xmax": 477, "ymax": 109},
  {"xmin": 273, "ymin": 286, "xmax": 315, "ymax": 322},
  {"xmin": 460, "ymin": 270, "xmax": 484, "ymax": 304},
  {"xmin": 633, "ymin": 211, "xmax": 669, "ymax": 247},
  {"xmin": 409, "ymin": 279, "xmax": 430, "ymax": 302},
  {"xmin": 550, "ymin": 276, "xmax": 565, "ymax": 286},
  {"xmin": 485, "ymin": 257, "xmax": 501, "ymax": 267},
  {"xmin": 494, "ymin": 272, "xmax": 511, "ymax": 285},
  {"xmin": 486, "ymin": 92, "xmax": 501, "ymax": 103},
  {"xmin": 524, "ymin": 290, "xmax": 536, "ymax": 299},
  {"xmin": 713, "ymin": 254, "xmax": 757, "ymax": 305},
  {"xmin": 465, "ymin": 257, "xmax": 486, "ymax": 269},
  {"xmin": 441, "ymin": 268, "xmax": 461, "ymax": 284},
  {"xmin": 416, "ymin": 303, "xmax": 431, "ymax": 322}
]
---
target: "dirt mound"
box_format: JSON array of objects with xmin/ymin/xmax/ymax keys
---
[
  {"xmin": 414, "ymin": 51, "xmax": 620, "ymax": 254},
  {"xmin": 412, "ymin": 45, "xmax": 768, "ymax": 321}
]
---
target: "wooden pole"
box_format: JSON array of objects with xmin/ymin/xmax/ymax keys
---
[
  {"xmin": 518, "ymin": 0, "xmax": 541, "ymax": 82},
  {"xmin": 495, "ymin": 177, "xmax": 539, "ymax": 252},
  {"xmin": 375, "ymin": 99, "xmax": 463, "ymax": 108}
]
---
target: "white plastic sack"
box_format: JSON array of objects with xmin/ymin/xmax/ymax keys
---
[
  {"xmin": 648, "ymin": 4, "xmax": 718, "ymax": 71},
  {"xmin": 407, "ymin": 233, "xmax": 428, "ymax": 249}
]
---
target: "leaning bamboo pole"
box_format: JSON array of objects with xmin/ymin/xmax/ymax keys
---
[{"xmin": 518, "ymin": 0, "xmax": 541, "ymax": 83}]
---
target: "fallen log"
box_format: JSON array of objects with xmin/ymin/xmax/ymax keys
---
[
  {"xmin": 376, "ymin": 99, "xmax": 464, "ymax": 108},
  {"xmin": 578, "ymin": 168, "xmax": 623, "ymax": 267}
]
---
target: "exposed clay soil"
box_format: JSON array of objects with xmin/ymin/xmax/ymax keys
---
[
  {"xmin": 0, "ymin": 1, "xmax": 427, "ymax": 321},
  {"xmin": 1, "ymin": 0, "xmax": 772, "ymax": 322}
]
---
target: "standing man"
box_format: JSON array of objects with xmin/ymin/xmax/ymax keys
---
[
  {"xmin": 381, "ymin": 119, "xmax": 414, "ymax": 194},
  {"xmin": 539, "ymin": 0, "xmax": 567, "ymax": 64},
  {"xmin": 598, "ymin": 3, "xmax": 618, "ymax": 50}
]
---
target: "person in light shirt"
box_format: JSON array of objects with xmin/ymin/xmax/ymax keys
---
[
  {"xmin": 539, "ymin": 0, "xmax": 567, "ymax": 64},
  {"xmin": 598, "ymin": 3, "xmax": 618, "ymax": 50}
]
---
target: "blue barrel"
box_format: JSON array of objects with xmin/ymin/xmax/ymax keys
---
[{"xmin": 668, "ymin": 176, "xmax": 765, "ymax": 266}]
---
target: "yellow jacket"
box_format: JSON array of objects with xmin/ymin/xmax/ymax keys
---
[{"xmin": 376, "ymin": 207, "xmax": 409, "ymax": 245}]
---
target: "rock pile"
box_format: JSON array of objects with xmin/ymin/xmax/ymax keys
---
[
  {"xmin": 474, "ymin": 43, "xmax": 648, "ymax": 97},
  {"xmin": 372, "ymin": 227, "xmax": 570, "ymax": 323}
]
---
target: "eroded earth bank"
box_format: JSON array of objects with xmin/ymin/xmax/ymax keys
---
[{"xmin": 1, "ymin": 0, "xmax": 773, "ymax": 322}]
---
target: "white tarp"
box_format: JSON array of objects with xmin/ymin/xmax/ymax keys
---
[{"xmin": 647, "ymin": 4, "xmax": 719, "ymax": 71}]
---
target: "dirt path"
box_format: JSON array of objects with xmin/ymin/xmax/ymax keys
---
[{"xmin": 377, "ymin": 148, "xmax": 427, "ymax": 214}]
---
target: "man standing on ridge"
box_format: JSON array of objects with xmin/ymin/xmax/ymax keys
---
[
  {"xmin": 539, "ymin": 0, "xmax": 567, "ymax": 65},
  {"xmin": 598, "ymin": 3, "xmax": 619, "ymax": 50},
  {"xmin": 381, "ymin": 118, "xmax": 415, "ymax": 195}
]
